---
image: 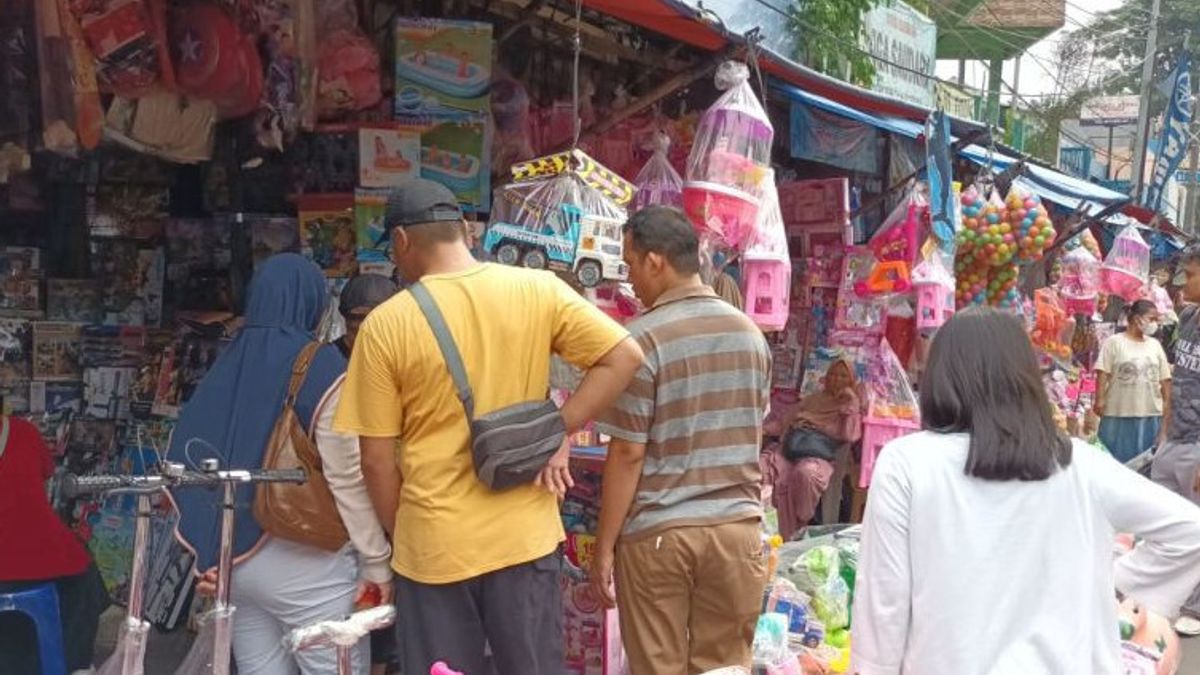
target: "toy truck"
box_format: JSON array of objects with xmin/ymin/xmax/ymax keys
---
[{"xmin": 483, "ymin": 203, "xmax": 627, "ymax": 288}]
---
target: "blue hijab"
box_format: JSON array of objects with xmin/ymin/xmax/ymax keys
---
[{"xmin": 171, "ymin": 254, "xmax": 346, "ymax": 571}]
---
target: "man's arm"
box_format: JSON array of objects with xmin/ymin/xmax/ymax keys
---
[
  {"xmin": 538, "ymin": 337, "xmax": 644, "ymax": 498},
  {"xmin": 590, "ymin": 437, "xmax": 646, "ymax": 608},
  {"xmin": 359, "ymin": 436, "xmax": 402, "ymax": 538},
  {"xmin": 560, "ymin": 337, "xmax": 643, "ymax": 433},
  {"xmin": 1160, "ymin": 378, "xmax": 1172, "ymax": 446}
]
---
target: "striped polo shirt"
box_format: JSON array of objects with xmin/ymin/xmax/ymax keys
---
[{"xmin": 598, "ymin": 283, "xmax": 770, "ymax": 538}]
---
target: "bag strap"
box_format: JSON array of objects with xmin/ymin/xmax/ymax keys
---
[
  {"xmin": 284, "ymin": 342, "xmax": 323, "ymax": 408},
  {"xmin": 409, "ymin": 282, "xmax": 476, "ymax": 420},
  {"xmin": 0, "ymin": 416, "xmax": 9, "ymax": 462}
]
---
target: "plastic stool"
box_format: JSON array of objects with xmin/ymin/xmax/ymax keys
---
[{"xmin": 0, "ymin": 583, "xmax": 67, "ymax": 675}]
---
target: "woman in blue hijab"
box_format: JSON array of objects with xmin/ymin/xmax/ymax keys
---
[{"xmin": 171, "ymin": 254, "xmax": 391, "ymax": 675}]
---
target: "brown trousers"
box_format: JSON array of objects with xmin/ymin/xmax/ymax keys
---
[{"xmin": 614, "ymin": 519, "xmax": 767, "ymax": 675}]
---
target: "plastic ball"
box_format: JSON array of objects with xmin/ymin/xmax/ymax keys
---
[{"xmin": 987, "ymin": 213, "xmax": 1000, "ymax": 224}]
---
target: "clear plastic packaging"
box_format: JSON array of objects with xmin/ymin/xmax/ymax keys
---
[
  {"xmin": 1030, "ymin": 289, "xmax": 1074, "ymax": 362},
  {"xmin": 865, "ymin": 338, "xmax": 920, "ymax": 423},
  {"xmin": 173, "ymin": 605, "xmax": 235, "ymax": 675},
  {"xmin": 286, "ymin": 605, "xmax": 396, "ymax": 650},
  {"xmin": 1101, "ymin": 225, "xmax": 1151, "ymax": 301},
  {"xmin": 1004, "ymin": 185, "xmax": 1056, "ymax": 264},
  {"xmin": 486, "ymin": 172, "xmax": 627, "ymax": 287},
  {"xmin": 633, "ymin": 131, "xmax": 684, "ymax": 211},
  {"xmin": 682, "ymin": 61, "xmax": 773, "ymax": 248},
  {"xmin": 1056, "ymin": 247, "xmax": 1101, "ymax": 315},
  {"xmin": 752, "ymin": 613, "xmax": 792, "ymax": 667},
  {"xmin": 742, "ymin": 170, "xmax": 791, "ymax": 331},
  {"xmin": 912, "ymin": 255, "xmax": 956, "ymax": 333},
  {"xmin": 787, "ymin": 546, "xmax": 850, "ymax": 632},
  {"xmin": 97, "ymin": 615, "xmax": 151, "ymax": 675}
]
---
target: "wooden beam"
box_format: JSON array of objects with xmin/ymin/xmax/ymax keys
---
[
  {"xmin": 495, "ymin": 0, "xmax": 547, "ymax": 48},
  {"xmin": 485, "ymin": 0, "xmax": 691, "ymax": 72},
  {"xmin": 576, "ymin": 49, "xmax": 736, "ymax": 143}
]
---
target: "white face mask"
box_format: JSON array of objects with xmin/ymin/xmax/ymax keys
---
[{"xmin": 1143, "ymin": 321, "xmax": 1161, "ymax": 336}]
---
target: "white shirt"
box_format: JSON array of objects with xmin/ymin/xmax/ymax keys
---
[
  {"xmin": 312, "ymin": 378, "xmax": 393, "ymax": 583},
  {"xmin": 851, "ymin": 432, "xmax": 1200, "ymax": 675}
]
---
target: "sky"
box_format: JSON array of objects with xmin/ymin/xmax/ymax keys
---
[{"xmin": 933, "ymin": 0, "xmax": 1127, "ymax": 101}]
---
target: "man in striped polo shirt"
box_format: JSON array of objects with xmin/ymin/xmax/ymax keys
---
[{"xmin": 592, "ymin": 206, "xmax": 771, "ymax": 674}]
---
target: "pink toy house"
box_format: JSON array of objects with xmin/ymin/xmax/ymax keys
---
[
  {"xmin": 911, "ymin": 257, "xmax": 956, "ymax": 334},
  {"xmin": 742, "ymin": 171, "xmax": 791, "ymax": 331}
]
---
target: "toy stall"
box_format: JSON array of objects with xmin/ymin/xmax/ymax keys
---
[
  {"xmin": 0, "ymin": 0, "xmax": 737, "ymax": 641},
  {"xmin": 1, "ymin": 0, "xmax": 1190, "ymax": 671}
]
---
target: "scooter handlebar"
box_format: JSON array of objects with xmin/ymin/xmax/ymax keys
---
[{"xmin": 61, "ymin": 467, "xmax": 308, "ymax": 498}]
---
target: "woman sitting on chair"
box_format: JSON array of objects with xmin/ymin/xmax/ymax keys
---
[
  {"xmin": 769, "ymin": 359, "xmax": 863, "ymax": 540},
  {"xmin": 0, "ymin": 414, "xmax": 109, "ymax": 675}
]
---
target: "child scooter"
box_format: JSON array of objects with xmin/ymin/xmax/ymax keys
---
[{"xmin": 63, "ymin": 459, "xmax": 307, "ymax": 675}]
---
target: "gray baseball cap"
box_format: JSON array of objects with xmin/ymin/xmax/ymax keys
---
[{"xmin": 380, "ymin": 179, "xmax": 463, "ymax": 242}]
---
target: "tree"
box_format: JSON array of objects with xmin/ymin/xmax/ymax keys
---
[
  {"xmin": 788, "ymin": 0, "xmax": 881, "ymax": 86},
  {"xmin": 1060, "ymin": 0, "xmax": 1198, "ymax": 106}
]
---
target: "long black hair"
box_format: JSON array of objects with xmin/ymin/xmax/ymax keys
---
[
  {"xmin": 920, "ymin": 307, "xmax": 1072, "ymax": 481},
  {"xmin": 1124, "ymin": 299, "xmax": 1157, "ymax": 323}
]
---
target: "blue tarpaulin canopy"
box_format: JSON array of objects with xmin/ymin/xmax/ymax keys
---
[{"xmin": 770, "ymin": 80, "xmax": 1131, "ymax": 217}]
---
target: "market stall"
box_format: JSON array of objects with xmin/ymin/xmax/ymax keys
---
[{"xmin": 0, "ymin": 0, "xmax": 1192, "ymax": 673}]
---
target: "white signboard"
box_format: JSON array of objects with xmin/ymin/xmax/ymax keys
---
[
  {"xmin": 861, "ymin": 0, "xmax": 937, "ymax": 108},
  {"xmin": 1080, "ymin": 96, "xmax": 1140, "ymax": 126}
]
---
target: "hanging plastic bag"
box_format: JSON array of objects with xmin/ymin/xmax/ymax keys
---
[
  {"xmin": 682, "ymin": 61, "xmax": 773, "ymax": 249},
  {"xmin": 1056, "ymin": 247, "xmax": 1101, "ymax": 316},
  {"xmin": 742, "ymin": 170, "xmax": 791, "ymax": 331},
  {"xmin": 487, "ymin": 172, "xmax": 627, "ymax": 288},
  {"xmin": 1101, "ymin": 225, "xmax": 1151, "ymax": 301},
  {"xmin": 633, "ymin": 131, "xmax": 683, "ymax": 211},
  {"xmin": 1003, "ymin": 185, "xmax": 1056, "ymax": 264}
]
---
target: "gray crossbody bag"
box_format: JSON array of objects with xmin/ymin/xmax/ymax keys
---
[{"xmin": 409, "ymin": 282, "xmax": 566, "ymax": 491}]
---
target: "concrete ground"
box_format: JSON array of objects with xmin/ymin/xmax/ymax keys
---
[
  {"xmin": 94, "ymin": 606, "xmax": 195, "ymax": 672},
  {"xmin": 95, "ymin": 606, "xmax": 1200, "ymax": 673}
]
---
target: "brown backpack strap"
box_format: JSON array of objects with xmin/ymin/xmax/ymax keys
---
[{"xmin": 284, "ymin": 342, "xmax": 322, "ymax": 408}]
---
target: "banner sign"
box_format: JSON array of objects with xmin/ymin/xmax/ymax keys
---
[
  {"xmin": 861, "ymin": 1, "xmax": 937, "ymax": 108},
  {"xmin": 1080, "ymin": 96, "xmax": 1140, "ymax": 126},
  {"xmin": 1145, "ymin": 52, "xmax": 1193, "ymax": 212}
]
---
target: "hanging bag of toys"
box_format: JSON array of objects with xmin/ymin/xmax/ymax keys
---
[
  {"xmin": 741, "ymin": 169, "xmax": 790, "ymax": 331},
  {"xmin": 484, "ymin": 154, "xmax": 633, "ymax": 291},
  {"xmin": 1101, "ymin": 224, "xmax": 1151, "ymax": 301},
  {"xmin": 682, "ymin": 61, "xmax": 773, "ymax": 251},
  {"xmin": 633, "ymin": 130, "xmax": 684, "ymax": 211}
]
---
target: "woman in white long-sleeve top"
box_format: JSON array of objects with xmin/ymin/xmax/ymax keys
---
[{"xmin": 852, "ymin": 308, "xmax": 1200, "ymax": 675}]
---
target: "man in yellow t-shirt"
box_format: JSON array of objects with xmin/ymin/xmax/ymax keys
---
[{"xmin": 334, "ymin": 179, "xmax": 642, "ymax": 675}]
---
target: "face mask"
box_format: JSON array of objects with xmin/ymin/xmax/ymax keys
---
[{"xmin": 1144, "ymin": 321, "xmax": 1160, "ymax": 336}]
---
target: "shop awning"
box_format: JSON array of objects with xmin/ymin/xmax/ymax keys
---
[
  {"xmin": 771, "ymin": 80, "xmax": 1131, "ymax": 216},
  {"xmin": 582, "ymin": 0, "xmax": 984, "ymax": 130}
]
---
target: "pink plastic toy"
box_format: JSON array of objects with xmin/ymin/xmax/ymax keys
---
[
  {"xmin": 1101, "ymin": 225, "xmax": 1151, "ymax": 301},
  {"xmin": 1117, "ymin": 598, "xmax": 1181, "ymax": 675},
  {"xmin": 859, "ymin": 338, "xmax": 920, "ymax": 487},
  {"xmin": 682, "ymin": 61, "xmax": 773, "ymax": 248},
  {"xmin": 431, "ymin": 662, "xmax": 464, "ymax": 675},
  {"xmin": 741, "ymin": 171, "xmax": 791, "ymax": 331},
  {"xmin": 1056, "ymin": 247, "xmax": 1101, "ymax": 315},
  {"xmin": 912, "ymin": 256, "xmax": 956, "ymax": 334}
]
